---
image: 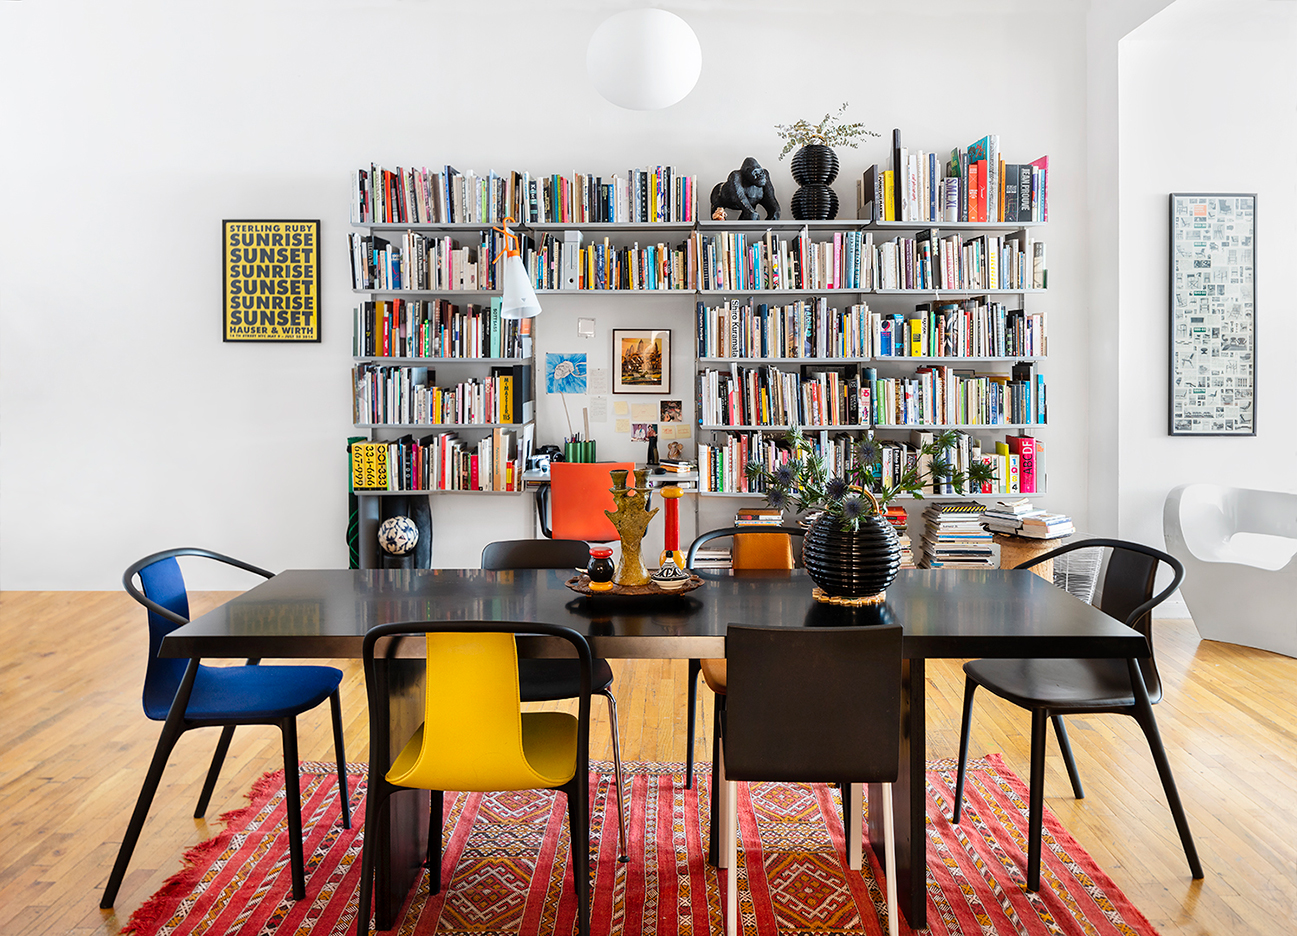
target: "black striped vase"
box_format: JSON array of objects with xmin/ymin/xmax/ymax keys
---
[{"xmin": 800, "ymin": 509, "xmax": 901, "ymax": 599}]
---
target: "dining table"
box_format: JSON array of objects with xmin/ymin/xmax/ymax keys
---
[{"xmin": 161, "ymin": 565, "xmax": 1149, "ymax": 930}]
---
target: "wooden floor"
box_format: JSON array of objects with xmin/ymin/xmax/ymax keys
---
[{"xmin": 1, "ymin": 590, "xmax": 1294, "ymax": 935}]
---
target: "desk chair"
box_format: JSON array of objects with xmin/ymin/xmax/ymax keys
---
[
  {"xmin": 952, "ymin": 538, "xmax": 1203, "ymax": 891},
  {"xmin": 357, "ymin": 621, "xmax": 594, "ymax": 936},
  {"xmin": 535, "ymin": 461, "xmax": 635, "ymax": 541},
  {"xmin": 683, "ymin": 525, "xmax": 807, "ymax": 789},
  {"xmin": 719, "ymin": 624, "xmax": 903, "ymax": 936},
  {"xmin": 103, "ymin": 548, "xmax": 350, "ymax": 908},
  {"xmin": 480, "ymin": 539, "xmax": 627, "ymax": 860}
]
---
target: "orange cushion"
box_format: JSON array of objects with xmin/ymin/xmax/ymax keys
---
[{"xmin": 732, "ymin": 532, "xmax": 794, "ymax": 570}]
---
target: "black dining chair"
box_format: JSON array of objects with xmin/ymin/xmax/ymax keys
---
[
  {"xmin": 951, "ymin": 538, "xmax": 1204, "ymax": 891},
  {"xmin": 718, "ymin": 624, "xmax": 903, "ymax": 936},
  {"xmin": 103, "ymin": 548, "xmax": 351, "ymax": 908},
  {"xmin": 682, "ymin": 525, "xmax": 807, "ymax": 789},
  {"xmin": 480, "ymin": 539, "xmax": 627, "ymax": 860}
]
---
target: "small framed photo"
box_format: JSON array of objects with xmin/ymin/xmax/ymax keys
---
[{"xmin": 613, "ymin": 328, "xmax": 671, "ymax": 394}]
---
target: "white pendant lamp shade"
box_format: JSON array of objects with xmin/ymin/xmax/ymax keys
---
[
  {"xmin": 587, "ymin": 9, "xmax": 702, "ymax": 110},
  {"xmin": 500, "ymin": 252, "xmax": 542, "ymax": 319}
]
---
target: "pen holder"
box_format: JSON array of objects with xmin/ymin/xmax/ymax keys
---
[{"xmin": 564, "ymin": 441, "xmax": 597, "ymax": 463}]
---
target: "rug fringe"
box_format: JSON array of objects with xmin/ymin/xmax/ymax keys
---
[{"xmin": 120, "ymin": 767, "xmax": 297, "ymax": 935}]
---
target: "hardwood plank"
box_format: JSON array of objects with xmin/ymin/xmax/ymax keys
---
[{"xmin": 1, "ymin": 592, "xmax": 1293, "ymax": 935}]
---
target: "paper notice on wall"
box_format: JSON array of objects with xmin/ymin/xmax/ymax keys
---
[
  {"xmin": 660, "ymin": 423, "xmax": 678, "ymax": 439},
  {"xmin": 614, "ymin": 418, "xmax": 631, "ymax": 433},
  {"xmin": 673, "ymin": 422, "xmax": 692, "ymax": 438},
  {"xmin": 589, "ymin": 396, "xmax": 608, "ymax": 422},
  {"xmin": 630, "ymin": 402, "xmax": 656, "ymax": 422},
  {"xmin": 613, "ymin": 400, "xmax": 630, "ymax": 417},
  {"xmin": 588, "ymin": 367, "xmax": 610, "ymax": 395}
]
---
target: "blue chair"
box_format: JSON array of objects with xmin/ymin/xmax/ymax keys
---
[{"xmin": 100, "ymin": 548, "xmax": 351, "ymax": 908}]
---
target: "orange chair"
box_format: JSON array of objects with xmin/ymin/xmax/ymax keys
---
[{"xmin": 538, "ymin": 462, "xmax": 635, "ymax": 542}]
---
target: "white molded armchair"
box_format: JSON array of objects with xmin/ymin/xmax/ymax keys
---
[{"xmin": 1164, "ymin": 484, "xmax": 1297, "ymax": 658}]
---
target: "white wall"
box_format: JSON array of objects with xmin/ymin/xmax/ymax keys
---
[
  {"xmin": 0, "ymin": 0, "xmax": 1092, "ymax": 588},
  {"xmin": 1116, "ymin": 0, "xmax": 1297, "ymax": 562}
]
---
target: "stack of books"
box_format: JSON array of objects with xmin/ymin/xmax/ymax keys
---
[
  {"xmin": 981, "ymin": 499, "xmax": 1041, "ymax": 535},
  {"xmin": 883, "ymin": 505, "xmax": 915, "ymax": 569},
  {"xmin": 980, "ymin": 499, "xmax": 1073, "ymax": 539},
  {"xmin": 1018, "ymin": 512, "xmax": 1074, "ymax": 540},
  {"xmin": 689, "ymin": 547, "xmax": 731, "ymax": 569},
  {"xmin": 919, "ymin": 502, "xmax": 996, "ymax": 569},
  {"xmin": 734, "ymin": 508, "xmax": 784, "ymax": 527}
]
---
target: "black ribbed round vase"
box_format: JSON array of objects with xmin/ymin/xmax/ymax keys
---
[
  {"xmin": 800, "ymin": 509, "xmax": 901, "ymax": 603},
  {"xmin": 790, "ymin": 145, "xmax": 839, "ymax": 185},
  {"xmin": 790, "ymin": 145, "xmax": 841, "ymax": 221}
]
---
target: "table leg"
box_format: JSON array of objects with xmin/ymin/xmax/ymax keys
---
[
  {"xmin": 373, "ymin": 658, "xmax": 430, "ymax": 930},
  {"xmin": 869, "ymin": 657, "xmax": 925, "ymax": 929}
]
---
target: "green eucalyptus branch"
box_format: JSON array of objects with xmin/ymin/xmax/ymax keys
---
[{"xmin": 774, "ymin": 102, "xmax": 881, "ymax": 160}]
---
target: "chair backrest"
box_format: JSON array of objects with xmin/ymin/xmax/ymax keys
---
[
  {"xmin": 1015, "ymin": 538, "xmax": 1184, "ymax": 700},
  {"xmin": 548, "ymin": 462, "xmax": 635, "ymax": 542},
  {"xmin": 481, "ymin": 538, "xmax": 591, "ymax": 570},
  {"xmin": 686, "ymin": 526, "xmax": 807, "ymax": 570},
  {"xmin": 363, "ymin": 620, "xmax": 592, "ymax": 791},
  {"xmin": 123, "ymin": 548, "xmax": 273, "ymax": 720},
  {"xmin": 723, "ymin": 624, "xmax": 902, "ymax": 783}
]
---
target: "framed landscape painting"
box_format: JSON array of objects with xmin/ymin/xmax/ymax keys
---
[
  {"xmin": 1169, "ymin": 193, "xmax": 1256, "ymax": 436},
  {"xmin": 613, "ymin": 329, "xmax": 671, "ymax": 393}
]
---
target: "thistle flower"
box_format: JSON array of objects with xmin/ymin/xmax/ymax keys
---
[
  {"xmin": 842, "ymin": 497, "xmax": 865, "ymax": 521},
  {"xmin": 766, "ymin": 487, "xmax": 789, "ymax": 510},
  {"xmin": 825, "ymin": 477, "xmax": 849, "ymax": 500},
  {"xmin": 773, "ymin": 464, "xmax": 795, "ymax": 486},
  {"xmin": 858, "ymin": 438, "xmax": 881, "ymax": 463}
]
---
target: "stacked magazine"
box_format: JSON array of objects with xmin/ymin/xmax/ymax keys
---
[
  {"xmin": 919, "ymin": 502, "xmax": 996, "ymax": 569},
  {"xmin": 981, "ymin": 499, "xmax": 1074, "ymax": 539}
]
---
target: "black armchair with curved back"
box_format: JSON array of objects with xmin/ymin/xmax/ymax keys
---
[
  {"xmin": 951, "ymin": 538, "xmax": 1204, "ymax": 891},
  {"xmin": 682, "ymin": 525, "xmax": 807, "ymax": 790},
  {"xmin": 480, "ymin": 539, "xmax": 627, "ymax": 861}
]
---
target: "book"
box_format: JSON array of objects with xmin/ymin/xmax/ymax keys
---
[
  {"xmin": 351, "ymin": 442, "xmax": 390, "ymax": 490},
  {"xmin": 1006, "ymin": 435, "xmax": 1037, "ymax": 494}
]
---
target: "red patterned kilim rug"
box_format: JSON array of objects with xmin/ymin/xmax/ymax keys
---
[{"xmin": 122, "ymin": 756, "xmax": 1159, "ymax": 936}]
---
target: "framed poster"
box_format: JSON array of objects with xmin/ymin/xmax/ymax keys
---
[
  {"xmin": 613, "ymin": 328, "xmax": 671, "ymax": 393},
  {"xmin": 223, "ymin": 220, "xmax": 321, "ymax": 342},
  {"xmin": 1169, "ymin": 194, "xmax": 1255, "ymax": 435}
]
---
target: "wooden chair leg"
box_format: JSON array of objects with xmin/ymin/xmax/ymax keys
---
[
  {"xmin": 102, "ymin": 658, "xmax": 199, "ymax": 909},
  {"xmin": 194, "ymin": 725, "xmax": 236, "ymax": 819},
  {"xmin": 564, "ymin": 776, "xmax": 590, "ymax": 936},
  {"xmin": 1051, "ymin": 714, "xmax": 1085, "ymax": 800},
  {"xmin": 708, "ymin": 696, "xmax": 723, "ymax": 866},
  {"xmin": 844, "ymin": 782, "xmax": 862, "ymax": 870},
  {"xmin": 882, "ymin": 782, "xmax": 898, "ymax": 936},
  {"xmin": 427, "ymin": 790, "xmax": 444, "ymax": 892},
  {"xmin": 100, "ymin": 719, "xmax": 187, "ymax": 907},
  {"xmin": 281, "ymin": 717, "xmax": 306, "ymax": 901},
  {"xmin": 1128, "ymin": 660, "xmax": 1204, "ymax": 879},
  {"xmin": 355, "ymin": 776, "xmax": 392, "ymax": 936},
  {"xmin": 1026, "ymin": 709, "xmax": 1048, "ymax": 891},
  {"xmin": 330, "ymin": 691, "xmax": 352, "ymax": 829},
  {"xmin": 598, "ymin": 689, "xmax": 629, "ymax": 861},
  {"xmin": 952, "ymin": 677, "xmax": 977, "ymax": 823},
  {"xmin": 725, "ymin": 774, "xmax": 739, "ymax": 936},
  {"xmin": 686, "ymin": 658, "xmax": 701, "ymax": 788}
]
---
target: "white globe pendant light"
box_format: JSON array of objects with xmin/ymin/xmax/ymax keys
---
[{"xmin": 587, "ymin": 9, "xmax": 702, "ymax": 110}]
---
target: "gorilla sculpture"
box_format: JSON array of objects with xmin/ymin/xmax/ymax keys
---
[{"xmin": 709, "ymin": 157, "xmax": 780, "ymax": 221}]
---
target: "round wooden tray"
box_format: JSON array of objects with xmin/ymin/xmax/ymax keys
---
[{"xmin": 565, "ymin": 573, "xmax": 704, "ymax": 598}]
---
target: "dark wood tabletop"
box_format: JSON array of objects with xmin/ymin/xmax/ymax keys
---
[{"xmin": 162, "ymin": 567, "xmax": 1147, "ymax": 661}]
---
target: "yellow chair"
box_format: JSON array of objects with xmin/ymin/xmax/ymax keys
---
[{"xmin": 356, "ymin": 621, "xmax": 593, "ymax": 936}]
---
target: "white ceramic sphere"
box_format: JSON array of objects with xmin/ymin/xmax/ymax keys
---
[
  {"xmin": 378, "ymin": 516, "xmax": 419, "ymax": 556},
  {"xmin": 586, "ymin": 9, "xmax": 702, "ymax": 111}
]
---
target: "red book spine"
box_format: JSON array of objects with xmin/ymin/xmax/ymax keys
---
[{"xmin": 1008, "ymin": 435, "xmax": 1037, "ymax": 493}]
